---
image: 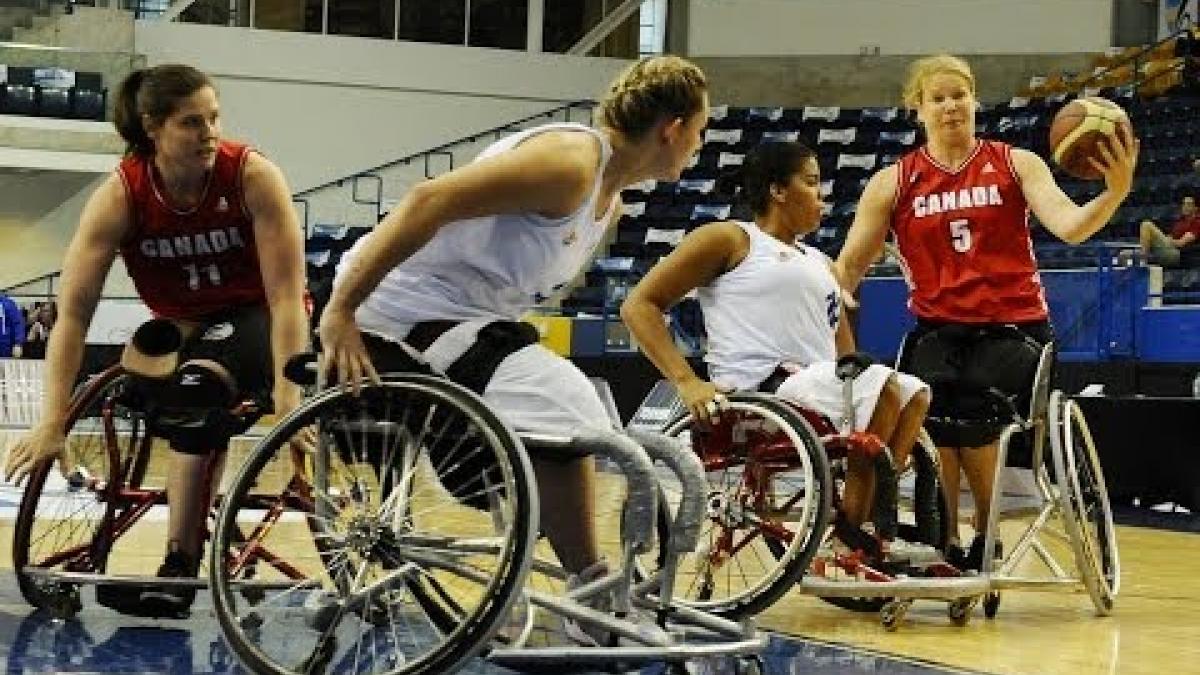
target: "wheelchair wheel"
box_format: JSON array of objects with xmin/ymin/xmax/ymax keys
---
[
  {"xmin": 211, "ymin": 374, "xmax": 538, "ymax": 675},
  {"xmin": 1049, "ymin": 393, "xmax": 1119, "ymax": 615},
  {"xmin": 11, "ymin": 366, "xmax": 141, "ymax": 612},
  {"xmin": 645, "ymin": 393, "xmax": 832, "ymax": 619}
]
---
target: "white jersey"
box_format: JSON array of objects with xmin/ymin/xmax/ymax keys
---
[
  {"xmin": 698, "ymin": 221, "xmax": 841, "ymax": 391},
  {"xmin": 341, "ymin": 123, "xmax": 617, "ymax": 338}
]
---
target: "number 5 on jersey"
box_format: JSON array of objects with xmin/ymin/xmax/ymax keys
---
[{"xmin": 949, "ymin": 218, "xmax": 972, "ymax": 253}]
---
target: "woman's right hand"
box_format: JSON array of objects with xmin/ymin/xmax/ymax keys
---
[
  {"xmin": 317, "ymin": 308, "xmax": 380, "ymax": 393},
  {"xmin": 4, "ymin": 423, "xmax": 67, "ymax": 486},
  {"xmin": 677, "ymin": 377, "xmax": 728, "ymax": 425}
]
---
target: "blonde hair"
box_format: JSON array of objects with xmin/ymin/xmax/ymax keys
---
[
  {"xmin": 599, "ymin": 55, "xmax": 707, "ymax": 138},
  {"xmin": 902, "ymin": 54, "xmax": 976, "ymax": 110}
]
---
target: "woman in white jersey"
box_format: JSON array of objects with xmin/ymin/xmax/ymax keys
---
[
  {"xmin": 621, "ymin": 140, "xmax": 929, "ymax": 538},
  {"xmin": 318, "ymin": 56, "xmax": 709, "ymax": 598}
]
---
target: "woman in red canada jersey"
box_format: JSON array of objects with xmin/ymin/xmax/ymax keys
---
[
  {"xmin": 834, "ymin": 54, "xmax": 1138, "ymax": 569},
  {"xmin": 4, "ymin": 64, "xmax": 307, "ymax": 614}
]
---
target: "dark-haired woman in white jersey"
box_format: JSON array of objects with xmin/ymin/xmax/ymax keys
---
[{"xmin": 622, "ymin": 140, "xmax": 930, "ymax": 543}]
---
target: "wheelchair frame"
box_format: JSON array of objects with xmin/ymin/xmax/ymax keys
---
[
  {"xmin": 206, "ymin": 369, "xmax": 770, "ymax": 675},
  {"xmin": 11, "ymin": 364, "xmax": 316, "ymax": 620},
  {"xmin": 805, "ymin": 341, "xmax": 1121, "ymax": 629},
  {"xmin": 627, "ymin": 341, "xmax": 1120, "ymax": 631}
]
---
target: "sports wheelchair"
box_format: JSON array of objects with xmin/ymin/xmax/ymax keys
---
[
  {"xmin": 11, "ymin": 361, "xmax": 308, "ymax": 620},
  {"xmin": 626, "ymin": 343, "xmax": 1118, "ymax": 631},
  {"xmin": 203, "ymin": 352, "xmax": 775, "ymax": 675}
]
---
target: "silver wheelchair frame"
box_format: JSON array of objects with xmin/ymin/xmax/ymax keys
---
[
  {"xmin": 798, "ymin": 342, "xmax": 1120, "ymax": 628},
  {"xmin": 206, "ymin": 364, "xmax": 770, "ymax": 675},
  {"xmin": 626, "ymin": 342, "xmax": 1119, "ymax": 631}
]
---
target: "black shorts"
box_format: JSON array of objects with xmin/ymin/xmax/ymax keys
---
[
  {"xmin": 146, "ymin": 305, "xmax": 273, "ymax": 453},
  {"xmin": 898, "ymin": 318, "xmax": 1053, "ymax": 449},
  {"xmin": 180, "ymin": 304, "xmax": 274, "ymax": 403}
]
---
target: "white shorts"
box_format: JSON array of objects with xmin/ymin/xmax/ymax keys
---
[
  {"xmin": 774, "ymin": 362, "xmax": 928, "ymax": 432},
  {"xmin": 365, "ymin": 321, "xmax": 612, "ymax": 438},
  {"xmin": 484, "ymin": 343, "xmax": 613, "ymax": 436}
]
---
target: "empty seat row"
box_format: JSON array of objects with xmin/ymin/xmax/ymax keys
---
[{"xmin": 0, "ymin": 65, "xmax": 106, "ymax": 120}]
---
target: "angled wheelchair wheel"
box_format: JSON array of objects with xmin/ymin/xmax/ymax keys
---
[
  {"xmin": 1049, "ymin": 392, "xmax": 1119, "ymax": 615},
  {"xmin": 211, "ymin": 374, "xmax": 538, "ymax": 675},
  {"xmin": 12, "ymin": 366, "xmax": 145, "ymax": 613},
  {"xmin": 644, "ymin": 393, "xmax": 832, "ymax": 619}
]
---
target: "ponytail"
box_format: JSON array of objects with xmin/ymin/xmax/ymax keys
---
[{"xmin": 114, "ymin": 69, "xmax": 151, "ymax": 155}]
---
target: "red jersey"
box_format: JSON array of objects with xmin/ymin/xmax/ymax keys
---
[
  {"xmin": 118, "ymin": 141, "xmax": 266, "ymax": 320},
  {"xmin": 1170, "ymin": 213, "xmax": 1200, "ymax": 241},
  {"xmin": 891, "ymin": 139, "xmax": 1047, "ymax": 324}
]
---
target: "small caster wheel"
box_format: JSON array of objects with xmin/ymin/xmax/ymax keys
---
[
  {"xmin": 880, "ymin": 600, "xmax": 908, "ymax": 631},
  {"xmin": 983, "ymin": 591, "xmax": 1001, "ymax": 619},
  {"xmin": 239, "ymin": 611, "xmax": 263, "ymax": 630},
  {"xmin": 734, "ymin": 655, "xmax": 765, "ymax": 675},
  {"xmin": 948, "ymin": 596, "xmax": 976, "ymax": 626},
  {"xmin": 47, "ymin": 584, "xmax": 82, "ymax": 620},
  {"xmin": 238, "ymin": 566, "xmax": 266, "ymax": 605}
]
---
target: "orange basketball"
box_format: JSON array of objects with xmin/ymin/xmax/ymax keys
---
[{"xmin": 1048, "ymin": 97, "xmax": 1133, "ymax": 180}]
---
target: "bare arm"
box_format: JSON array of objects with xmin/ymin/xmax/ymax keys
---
[
  {"xmin": 833, "ymin": 164, "xmax": 899, "ymax": 293},
  {"xmin": 5, "ymin": 174, "xmax": 130, "ymax": 481},
  {"xmin": 621, "ymin": 222, "xmax": 745, "ymax": 422},
  {"xmin": 244, "ymin": 152, "xmax": 309, "ymax": 416},
  {"xmin": 834, "ymin": 303, "xmax": 855, "ymax": 357},
  {"xmin": 1014, "ymin": 128, "xmax": 1139, "ymax": 245},
  {"xmin": 319, "ymin": 131, "xmax": 602, "ymax": 386}
]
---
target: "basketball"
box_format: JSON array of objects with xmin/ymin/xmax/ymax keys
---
[{"xmin": 1048, "ymin": 97, "xmax": 1133, "ymax": 180}]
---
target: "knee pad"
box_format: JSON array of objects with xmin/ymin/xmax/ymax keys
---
[
  {"xmin": 146, "ymin": 361, "xmax": 245, "ymax": 455},
  {"xmin": 166, "ymin": 360, "xmax": 238, "ymax": 409}
]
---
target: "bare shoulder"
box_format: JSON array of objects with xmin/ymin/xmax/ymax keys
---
[
  {"xmin": 688, "ymin": 220, "xmax": 750, "ymax": 264},
  {"xmin": 242, "ymin": 150, "xmax": 287, "ymax": 187},
  {"xmin": 1009, "ymin": 146, "xmax": 1050, "ymax": 176},
  {"xmin": 508, "ymin": 129, "xmax": 603, "ymax": 184},
  {"xmin": 863, "ymin": 163, "xmax": 900, "ymax": 203},
  {"xmin": 74, "ymin": 171, "xmax": 134, "ymax": 248},
  {"xmin": 88, "ymin": 171, "xmax": 133, "ymax": 222}
]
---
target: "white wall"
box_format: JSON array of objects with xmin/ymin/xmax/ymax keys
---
[
  {"xmin": 688, "ymin": 0, "xmax": 1114, "ymax": 56},
  {"xmin": 134, "ymin": 23, "xmax": 630, "ymax": 193}
]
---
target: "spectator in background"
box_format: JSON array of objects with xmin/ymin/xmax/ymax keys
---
[
  {"xmin": 23, "ymin": 302, "xmax": 56, "ymax": 360},
  {"xmin": 0, "ymin": 293, "xmax": 24, "ymax": 359},
  {"xmin": 1140, "ymin": 195, "xmax": 1200, "ymax": 267}
]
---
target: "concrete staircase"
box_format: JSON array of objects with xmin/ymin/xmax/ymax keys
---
[
  {"xmin": 0, "ymin": 1, "xmax": 66, "ymax": 42},
  {"xmin": 8, "ymin": 5, "xmax": 134, "ymax": 51}
]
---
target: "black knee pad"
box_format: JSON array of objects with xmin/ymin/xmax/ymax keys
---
[
  {"xmin": 166, "ymin": 361, "xmax": 238, "ymax": 409},
  {"xmin": 144, "ymin": 361, "xmax": 249, "ymax": 455}
]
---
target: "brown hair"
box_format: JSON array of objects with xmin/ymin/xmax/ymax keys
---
[
  {"xmin": 114, "ymin": 64, "xmax": 215, "ymax": 156},
  {"xmin": 599, "ymin": 55, "xmax": 707, "ymax": 139},
  {"xmin": 901, "ymin": 54, "xmax": 976, "ymax": 110}
]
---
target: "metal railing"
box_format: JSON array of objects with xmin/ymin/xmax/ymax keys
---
[{"xmin": 292, "ymin": 99, "xmax": 595, "ymax": 236}]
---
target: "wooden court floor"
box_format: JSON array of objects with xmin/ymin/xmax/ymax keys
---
[
  {"xmin": 1, "ymin": 426, "xmax": 1198, "ymax": 675},
  {"xmin": 756, "ymin": 523, "xmax": 1200, "ymax": 675}
]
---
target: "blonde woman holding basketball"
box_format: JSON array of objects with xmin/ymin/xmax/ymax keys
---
[{"xmin": 834, "ymin": 54, "xmax": 1138, "ymax": 569}]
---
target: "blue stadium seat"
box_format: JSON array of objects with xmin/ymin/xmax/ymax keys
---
[
  {"xmin": 38, "ymin": 87, "xmax": 71, "ymax": 118},
  {"xmin": 71, "ymin": 87, "xmax": 106, "ymax": 120}
]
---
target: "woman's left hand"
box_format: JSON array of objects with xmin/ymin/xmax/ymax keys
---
[{"xmin": 1091, "ymin": 125, "xmax": 1140, "ymax": 198}]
